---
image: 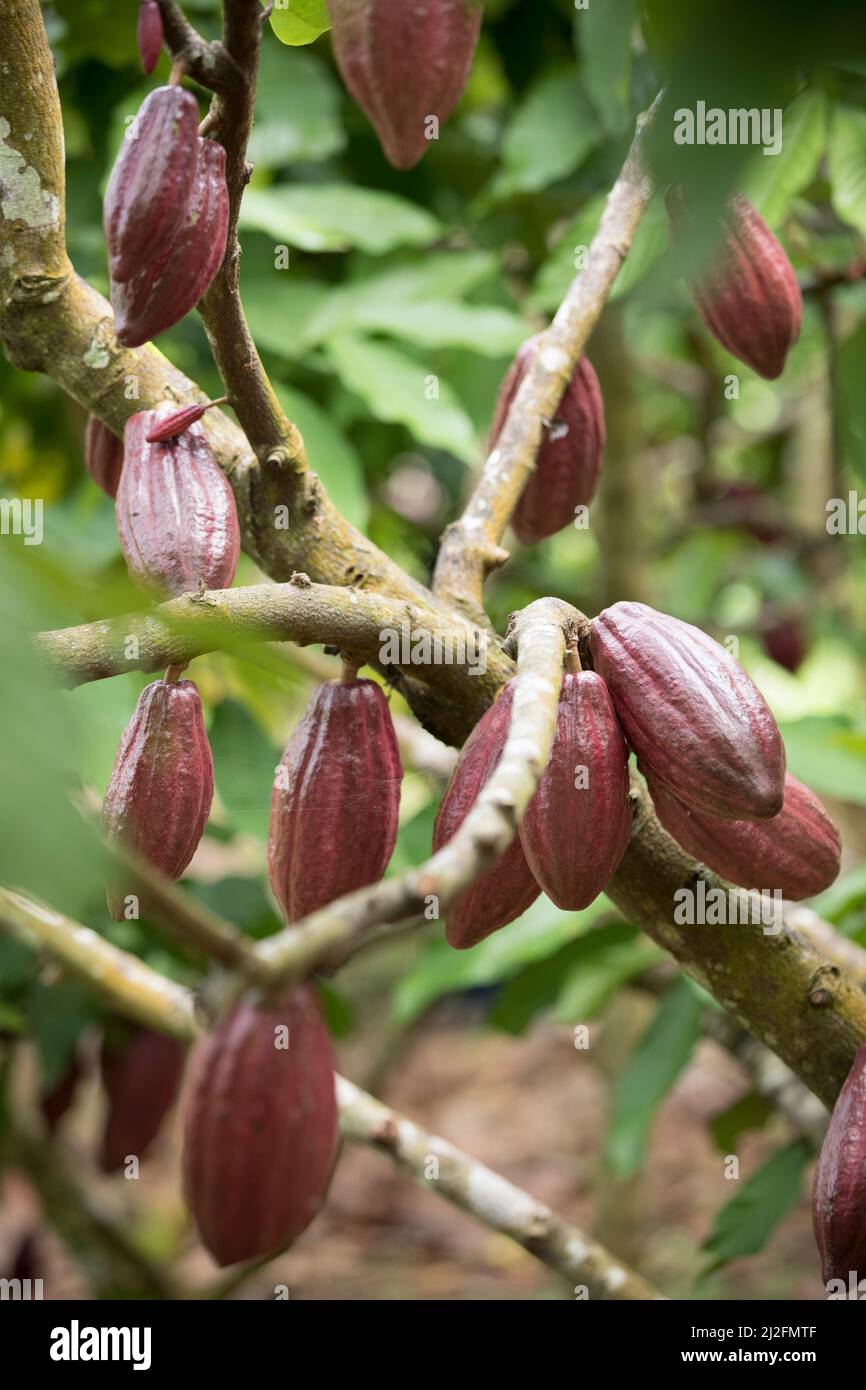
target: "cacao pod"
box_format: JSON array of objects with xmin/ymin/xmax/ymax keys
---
[
  {"xmin": 647, "ymin": 771, "xmax": 841, "ymax": 900},
  {"xmin": 103, "ymin": 86, "xmax": 200, "ymax": 285},
  {"xmin": 673, "ymin": 192, "xmax": 802, "ymax": 380},
  {"xmin": 112, "ymin": 138, "xmax": 229, "ymax": 348},
  {"xmin": 589, "ymin": 601, "xmax": 785, "ymax": 820},
  {"xmin": 519, "ymin": 670, "xmax": 631, "ymax": 910},
  {"xmin": 116, "ymin": 409, "xmax": 240, "ymax": 596},
  {"xmin": 102, "ymin": 677, "xmax": 214, "ymax": 920},
  {"xmin": 99, "ymin": 1026, "xmax": 185, "ymax": 1173},
  {"xmin": 489, "ymin": 340, "xmax": 605, "ymax": 544},
  {"xmin": 84, "ymin": 415, "xmax": 124, "ymax": 498},
  {"xmin": 145, "ymin": 398, "xmax": 224, "ymax": 443},
  {"xmin": 761, "ymin": 610, "xmax": 806, "ymax": 674},
  {"xmin": 137, "ymin": 0, "xmax": 164, "ymax": 74},
  {"xmin": 813, "ymin": 1042, "xmax": 866, "ymax": 1285},
  {"xmin": 182, "ymin": 986, "xmax": 338, "ymax": 1267},
  {"xmin": 40, "ymin": 1052, "xmax": 86, "ymax": 1135},
  {"xmin": 268, "ymin": 678, "xmax": 403, "ymax": 922},
  {"xmin": 327, "ymin": 0, "xmax": 483, "ymax": 170},
  {"xmin": 433, "ymin": 680, "xmax": 540, "ymax": 949}
]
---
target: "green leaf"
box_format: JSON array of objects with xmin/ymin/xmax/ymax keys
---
[
  {"xmin": 576, "ymin": 0, "xmax": 635, "ymax": 136},
  {"xmin": 275, "ymin": 384, "xmax": 369, "ymax": 528},
  {"xmin": 240, "ymin": 185, "xmax": 442, "ymax": 254},
  {"xmin": 829, "ymin": 105, "xmax": 866, "ymax": 239},
  {"xmin": 270, "ymin": 0, "xmax": 330, "ymax": 46},
  {"xmin": 606, "ymin": 979, "xmax": 703, "ymax": 1179},
  {"xmin": 743, "ymin": 89, "xmax": 827, "ymax": 227},
  {"xmin": 186, "ymin": 877, "xmax": 280, "ymax": 941},
  {"xmin": 489, "ymin": 71, "xmax": 601, "ymax": 201},
  {"xmin": 837, "ymin": 318, "xmax": 866, "ymax": 486},
  {"xmin": 324, "ymin": 334, "xmax": 479, "ymax": 462},
  {"xmin": 27, "ymin": 979, "xmax": 96, "ymax": 1089},
  {"xmin": 317, "ymin": 981, "xmax": 355, "ymax": 1038},
  {"xmin": 709, "ymin": 1092, "xmax": 774, "ymax": 1154},
  {"xmin": 242, "ymin": 279, "xmax": 332, "ymax": 361},
  {"xmin": 702, "ymin": 1142, "xmax": 812, "ymax": 1271},
  {"xmin": 209, "ymin": 700, "xmax": 280, "ymax": 840},
  {"xmin": 778, "ymin": 716, "xmax": 866, "ymax": 807},
  {"xmin": 249, "ymin": 38, "xmax": 344, "ymax": 166}
]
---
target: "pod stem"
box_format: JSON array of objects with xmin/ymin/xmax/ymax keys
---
[
  {"xmin": 164, "ymin": 663, "xmax": 189, "ymax": 684},
  {"xmin": 340, "ymin": 657, "xmax": 360, "ymax": 684},
  {"xmin": 564, "ymin": 644, "xmax": 582, "ymax": 675}
]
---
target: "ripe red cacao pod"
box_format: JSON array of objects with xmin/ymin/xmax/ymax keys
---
[
  {"xmin": 268, "ymin": 679, "xmax": 403, "ymax": 922},
  {"xmin": 489, "ymin": 340, "xmax": 605, "ymax": 545},
  {"xmin": 647, "ymin": 771, "xmax": 841, "ymax": 900},
  {"xmin": 84, "ymin": 415, "xmax": 123, "ymax": 498},
  {"xmin": 761, "ymin": 611, "xmax": 806, "ymax": 674},
  {"xmin": 116, "ymin": 409, "xmax": 240, "ymax": 596},
  {"xmin": 40, "ymin": 1052, "xmax": 86, "ymax": 1135},
  {"xmin": 99, "ymin": 1026, "xmax": 185, "ymax": 1173},
  {"xmin": 813, "ymin": 1043, "xmax": 866, "ymax": 1285},
  {"xmin": 182, "ymin": 986, "xmax": 338, "ymax": 1267},
  {"xmin": 433, "ymin": 681, "xmax": 540, "ymax": 949},
  {"xmin": 519, "ymin": 670, "xmax": 631, "ymax": 910},
  {"xmin": 112, "ymin": 138, "xmax": 229, "ymax": 348},
  {"xmin": 103, "ymin": 86, "xmax": 200, "ymax": 285},
  {"xmin": 137, "ymin": 0, "xmax": 164, "ymax": 74},
  {"xmin": 589, "ymin": 601, "xmax": 785, "ymax": 821},
  {"xmin": 673, "ymin": 192, "xmax": 802, "ymax": 380},
  {"xmin": 327, "ymin": 0, "xmax": 483, "ymax": 170},
  {"xmin": 102, "ymin": 677, "xmax": 214, "ymax": 920}
]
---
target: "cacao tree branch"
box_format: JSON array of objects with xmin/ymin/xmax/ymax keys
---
[
  {"xmin": 156, "ymin": 1, "xmax": 244, "ymax": 93},
  {"xmin": 431, "ymin": 94, "xmax": 661, "ymax": 621}
]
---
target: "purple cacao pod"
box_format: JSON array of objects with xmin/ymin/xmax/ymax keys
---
[
  {"xmin": 116, "ymin": 409, "xmax": 240, "ymax": 596},
  {"xmin": 99, "ymin": 1026, "xmax": 186, "ymax": 1172},
  {"xmin": 813, "ymin": 1043, "xmax": 866, "ymax": 1285},
  {"xmin": 433, "ymin": 680, "xmax": 540, "ymax": 949},
  {"xmin": 112, "ymin": 138, "xmax": 229, "ymax": 348},
  {"xmin": 84, "ymin": 415, "xmax": 123, "ymax": 498},
  {"xmin": 327, "ymin": 0, "xmax": 483, "ymax": 170},
  {"xmin": 40, "ymin": 1052, "xmax": 86, "ymax": 1135},
  {"xmin": 675, "ymin": 192, "xmax": 802, "ymax": 380},
  {"xmin": 268, "ymin": 679, "xmax": 403, "ymax": 922},
  {"xmin": 103, "ymin": 86, "xmax": 200, "ymax": 285},
  {"xmin": 519, "ymin": 670, "xmax": 631, "ymax": 910},
  {"xmin": 489, "ymin": 340, "xmax": 605, "ymax": 544},
  {"xmin": 145, "ymin": 400, "xmax": 219, "ymax": 443},
  {"xmin": 589, "ymin": 602, "xmax": 785, "ymax": 820},
  {"xmin": 647, "ymin": 771, "xmax": 841, "ymax": 900},
  {"xmin": 182, "ymin": 986, "xmax": 338, "ymax": 1267},
  {"xmin": 102, "ymin": 677, "xmax": 214, "ymax": 920},
  {"xmin": 137, "ymin": 0, "xmax": 164, "ymax": 74}
]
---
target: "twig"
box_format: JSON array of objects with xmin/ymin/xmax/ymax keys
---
[
  {"xmin": 432, "ymin": 94, "xmax": 661, "ymax": 621},
  {"xmin": 156, "ymin": 1, "xmax": 244, "ymax": 93}
]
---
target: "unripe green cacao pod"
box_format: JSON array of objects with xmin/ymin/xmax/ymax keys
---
[
  {"xmin": 589, "ymin": 602, "xmax": 785, "ymax": 821},
  {"xmin": 102, "ymin": 678, "xmax": 214, "ymax": 920},
  {"xmin": 673, "ymin": 192, "xmax": 802, "ymax": 380},
  {"xmin": 433, "ymin": 680, "xmax": 540, "ymax": 949},
  {"xmin": 647, "ymin": 771, "xmax": 840, "ymax": 900},
  {"xmin": 268, "ymin": 678, "xmax": 403, "ymax": 922},
  {"xmin": 182, "ymin": 986, "xmax": 338, "ymax": 1267},
  {"xmin": 327, "ymin": 0, "xmax": 482, "ymax": 170},
  {"xmin": 519, "ymin": 671, "xmax": 631, "ymax": 910},
  {"xmin": 813, "ymin": 1043, "xmax": 866, "ymax": 1285},
  {"xmin": 84, "ymin": 415, "xmax": 123, "ymax": 498},
  {"xmin": 116, "ymin": 409, "xmax": 240, "ymax": 596},
  {"xmin": 99, "ymin": 1025, "xmax": 185, "ymax": 1173},
  {"xmin": 489, "ymin": 340, "xmax": 605, "ymax": 544}
]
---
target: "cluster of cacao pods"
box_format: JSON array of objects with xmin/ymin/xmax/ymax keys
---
[
  {"xmin": 813, "ymin": 1044, "xmax": 866, "ymax": 1289},
  {"xmin": 670, "ymin": 191, "xmax": 802, "ymax": 379},
  {"xmin": 327, "ymin": 0, "xmax": 482, "ymax": 170},
  {"xmin": 489, "ymin": 338, "xmax": 606, "ymax": 545},
  {"xmin": 436, "ymin": 600, "xmax": 839, "ymax": 949},
  {"xmin": 103, "ymin": 81, "xmax": 228, "ymax": 346}
]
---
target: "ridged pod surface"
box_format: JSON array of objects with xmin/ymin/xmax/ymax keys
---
[
  {"xmin": 589, "ymin": 602, "xmax": 785, "ymax": 821},
  {"xmin": 268, "ymin": 679, "xmax": 403, "ymax": 922},
  {"xmin": 433, "ymin": 681, "xmax": 540, "ymax": 949},
  {"xmin": 327, "ymin": 0, "xmax": 482, "ymax": 170},
  {"xmin": 116, "ymin": 409, "xmax": 240, "ymax": 596},
  {"xmin": 182, "ymin": 986, "xmax": 338, "ymax": 1267},
  {"xmin": 103, "ymin": 86, "xmax": 200, "ymax": 284},
  {"xmin": 647, "ymin": 772, "xmax": 841, "ymax": 900},
  {"xmin": 84, "ymin": 415, "xmax": 123, "ymax": 498},
  {"xmin": 112, "ymin": 139, "xmax": 229, "ymax": 348},
  {"xmin": 137, "ymin": 0, "xmax": 164, "ymax": 74},
  {"xmin": 677, "ymin": 193, "xmax": 802, "ymax": 380},
  {"xmin": 813, "ymin": 1043, "xmax": 866, "ymax": 1284},
  {"xmin": 489, "ymin": 339, "xmax": 605, "ymax": 544},
  {"xmin": 99, "ymin": 1027, "xmax": 186, "ymax": 1172},
  {"xmin": 519, "ymin": 671, "xmax": 631, "ymax": 910},
  {"xmin": 102, "ymin": 678, "xmax": 214, "ymax": 920}
]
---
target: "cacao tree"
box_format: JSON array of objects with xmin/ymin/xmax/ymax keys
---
[{"xmin": 1, "ymin": 0, "xmax": 866, "ymax": 1308}]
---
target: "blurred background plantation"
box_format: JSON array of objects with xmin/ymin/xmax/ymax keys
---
[{"xmin": 2, "ymin": 0, "xmax": 866, "ymax": 1298}]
